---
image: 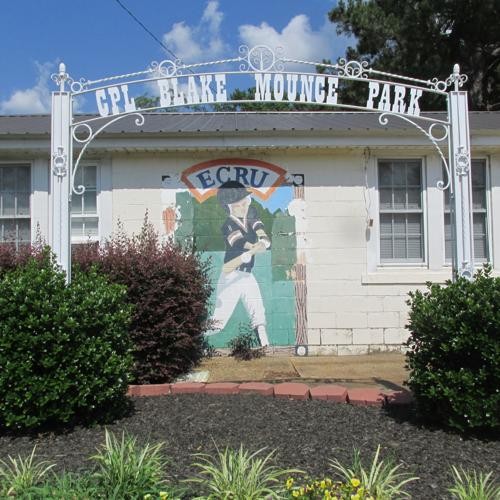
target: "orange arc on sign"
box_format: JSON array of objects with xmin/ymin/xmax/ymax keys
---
[{"xmin": 180, "ymin": 158, "xmax": 288, "ymax": 203}]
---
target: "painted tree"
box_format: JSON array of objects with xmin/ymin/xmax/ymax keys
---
[{"xmin": 329, "ymin": 0, "xmax": 500, "ymax": 110}]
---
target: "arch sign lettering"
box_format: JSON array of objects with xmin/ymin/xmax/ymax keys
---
[{"xmin": 50, "ymin": 44, "xmax": 474, "ymax": 288}]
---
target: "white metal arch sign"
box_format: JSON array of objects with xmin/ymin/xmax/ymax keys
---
[{"xmin": 50, "ymin": 45, "xmax": 474, "ymax": 282}]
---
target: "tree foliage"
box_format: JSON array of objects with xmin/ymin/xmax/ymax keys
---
[
  {"xmin": 214, "ymin": 87, "xmax": 313, "ymax": 111},
  {"xmin": 329, "ymin": 0, "xmax": 500, "ymax": 110}
]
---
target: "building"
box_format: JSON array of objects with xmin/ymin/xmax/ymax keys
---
[{"xmin": 0, "ymin": 111, "xmax": 499, "ymax": 354}]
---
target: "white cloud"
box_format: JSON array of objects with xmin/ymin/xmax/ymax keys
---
[
  {"xmin": 161, "ymin": 3, "xmax": 349, "ymax": 69},
  {"xmin": 0, "ymin": 62, "xmax": 53, "ymax": 114},
  {"xmin": 163, "ymin": 0, "xmax": 227, "ymax": 63},
  {"xmin": 239, "ymin": 15, "xmax": 343, "ymax": 64}
]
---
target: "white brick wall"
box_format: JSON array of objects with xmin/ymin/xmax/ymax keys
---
[
  {"xmin": 105, "ymin": 149, "xmax": 499, "ymax": 356},
  {"xmin": 336, "ymin": 312, "xmax": 368, "ymax": 329},
  {"xmin": 321, "ymin": 329, "xmax": 352, "ymax": 345},
  {"xmin": 352, "ymin": 328, "xmax": 384, "ymax": 344}
]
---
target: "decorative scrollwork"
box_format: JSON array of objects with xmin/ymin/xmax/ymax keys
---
[
  {"xmin": 459, "ymin": 262, "xmax": 473, "ymax": 280},
  {"xmin": 239, "ymin": 45, "xmax": 284, "ymax": 72},
  {"xmin": 248, "ymin": 45, "xmax": 275, "ymax": 72},
  {"xmin": 379, "ymin": 113, "xmax": 451, "ymax": 191},
  {"xmin": 51, "ymin": 63, "xmax": 70, "ymax": 90},
  {"xmin": 150, "ymin": 59, "xmax": 179, "ymax": 77},
  {"xmin": 71, "ymin": 113, "xmax": 145, "ymax": 195},
  {"xmin": 52, "ymin": 146, "xmax": 68, "ymax": 177},
  {"xmin": 430, "ymin": 78, "xmax": 449, "ymax": 92},
  {"xmin": 455, "ymin": 146, "xmax": 470, "ymax": 175},
  {"xmin": 428, "ymin": 122, "xmax": 449, "ymax": 142},
  {"xmin": 274, "ymin": 47, "xmax": 285, "ymax": 72},
  {"xmin": 72, "ymin": 123, "xmax": 93, "ymax": 144},
  {"xmin": 430, "ymin": 64, "xmax": 468, "ymax": 91},
  {"xmin": 70, "ymin": 78, "xmax": 88, "ymax": 93},
  {"xmin": 337, "ymin": 59, "xmax": 369, "ymax": 78},
  {"xmin": 238, "ymin": 45, "xmax": 250, "ymax": 71},
  {"xmin": 51, "ymin": 63, "xmax": 89, "ymax": 93}
]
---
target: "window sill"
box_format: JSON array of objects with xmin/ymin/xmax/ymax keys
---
[
  {"xmin": 71, "ymin": 237, "xmax": 99, "ymax": 244},
  {"xmin": 362, "ymin": 270, "xmax": 452, "ymax": 285}
]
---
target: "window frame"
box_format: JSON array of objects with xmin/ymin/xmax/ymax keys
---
[
  {"xmin": 443, "ymin": 156, "xmax": 492, "ymax": 266},
  {"xmin": 71, "ymin": 162, "xmax": 100, "ymax": 244},
  {"xmin": 376, "ymin": 157, "xmax": 428, "ymax": 267},
  {"xmin": 0, "ymin": 161, "xmax": 33, "ymax": 248}
]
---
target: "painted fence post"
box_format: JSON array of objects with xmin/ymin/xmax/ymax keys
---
[
  {"xmin": 448, "ymin": 64, "xmax": 474, "ymax": 280},
  {"xmin": 50, "ymin": 63, "xmax": 72, "ymax": 283}
]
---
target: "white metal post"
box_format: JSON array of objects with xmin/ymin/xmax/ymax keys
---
[
  {"xmin": 50, "ymin": 63, "xmax": 72, "ymax": 283},
  {"xmin": 448, "ymin": 65, "xmax": 474, "ymax": 280}
]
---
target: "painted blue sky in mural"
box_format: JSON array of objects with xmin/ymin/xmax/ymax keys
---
[
  {"xmin": 261, "ymin": 185, "xmax": 293, "ymax": 214},
  {"xmin": 0, "ymin": 0, "xmax": 351, "ymax": 114}
]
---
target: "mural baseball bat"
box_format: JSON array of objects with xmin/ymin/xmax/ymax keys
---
[{"xmin": 222, "ymin": 240, "xmax": 266, "ymax": 274}]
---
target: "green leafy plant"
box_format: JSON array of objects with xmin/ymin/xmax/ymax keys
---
[
  {"xmin": 448, "ymin": 466, "xmax": 500, "ymax": 500},
  {"xmin": 90, "ymin": 429, "xmax": 170, "ymax": 500},
  {"xmin": 283, "ymin": 475, "xmax": 376, "ymax": 499},
  {"xmin": 329, "ymin": 445, "xmax": 418, "ymax": 499},
  {"xmin": 0, "ymin": 251, "xmax": 133, "ymax": 430},
  {"xmin": 189, "ymin": 445, "xmax": 300, "ymax": 499},
  {"xmin": 0, "ymin": 446, "xmax": 55, "ymax": 497},
  {"xmin": 227, "ymin": 323, "xmax": 265, "ymax": 361},
  {"xmin": 23, "ymin": 472, "xmax": 100, "ymax": 499},
  {"xmin": 201, "ymin": 335, "xmax": 219, "ymax": 359},
  {"xmin": 405, "ymin": 265, "xmax": 500, "ymax": 433}
]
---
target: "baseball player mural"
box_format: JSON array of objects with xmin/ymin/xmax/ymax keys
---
[
  {"xmin": 174, "ymin": 158, "xmax": 307, "ymax": 350},
  {"xmin": 208, "ymin": 180, "xmax": 271, "ymax": 346}
]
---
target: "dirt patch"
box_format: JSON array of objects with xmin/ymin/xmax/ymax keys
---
[
  {"xmin": 198, "ymin": 356, "xmax": 298, "ymax": 382},
  {"xmin": 198, "ymin": 353, "xmax": 408, "ymax": 390}
]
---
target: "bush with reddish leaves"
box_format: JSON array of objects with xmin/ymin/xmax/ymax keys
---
[
  {"xmin": 0, "ymin": 243, "xmax": 44, "ymax": 277},
  {"xmin": 73, "ymin": 218, "xmax": 213, "ymax": 384}
]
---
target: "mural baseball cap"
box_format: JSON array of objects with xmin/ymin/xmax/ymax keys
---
[{"xmin": 217, "ymin": 180, "xmax": 250, "ymax": 206}]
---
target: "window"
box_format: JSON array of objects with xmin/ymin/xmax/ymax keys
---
[
  {"xmin": 444, "ymin": 159, "xmax": 489, "ymax": 262},
  {"xmin": 71, "ymin": 165, "xmax": 98, "ymax": 241},
  {"xmin": 378, "ymin": 159, "xmax": 424, "ymax": 263},
  {"xmin": 0, "ymin": 164, "xmax": 31, "ymax": 247}
]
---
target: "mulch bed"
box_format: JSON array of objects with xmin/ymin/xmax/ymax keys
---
[{"xmin": 1, "ymin": 395, "xmax": 499, "ymax": 499}]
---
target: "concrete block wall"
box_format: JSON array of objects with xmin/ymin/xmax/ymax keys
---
[
  {"xmin": 294, "ymin": 151, "xmax": 435, "ymax": 355},
  {"xmin": 107, "ymin": 149, "xmax": 498, "ymax": 355}
]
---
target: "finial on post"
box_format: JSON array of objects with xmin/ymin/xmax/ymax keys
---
[
  {"xmin": 58, "ymin": 62, "xmax": 67, "ymax": 91},
  {"xmin": 453, "ymin": 64, "xmax": 460, "ymax": 91}
]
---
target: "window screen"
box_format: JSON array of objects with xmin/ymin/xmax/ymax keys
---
[
  {"xmin": 0, "ymin": 164, "xmax": 31, "ymax": 248},
  {"xmin": 71, "ymin": 165, "xmax": 98, "ymax": 239},
  {"xmin": 379, "ymin": 160, "xmax": 424, "ymax": 262},
  {"xmin": 444, "ymin": 159, "xmax": 488, "ymax": 262}
]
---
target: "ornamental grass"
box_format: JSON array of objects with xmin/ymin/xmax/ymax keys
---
[{"xmin": 0, "ymin": 436, "xmax": 497, "ymax": 499}]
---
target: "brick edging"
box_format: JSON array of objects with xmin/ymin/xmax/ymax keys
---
[{"xmin": 127, "ymin": 382, "xmax": 413, "ymax": 406}]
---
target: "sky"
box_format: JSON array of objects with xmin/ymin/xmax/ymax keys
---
[{"xmin": 0, "ymin": 0, "xmax": 354, "ymax": 114}]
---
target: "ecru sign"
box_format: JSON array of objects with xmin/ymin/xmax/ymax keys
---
[{"xmin": 180, "ymin": 159, "xmax": 287, "ymax": 203}]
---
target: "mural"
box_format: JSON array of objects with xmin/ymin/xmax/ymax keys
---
[{"xmin": 164, "ymin": 159, "xmax": 307, "ymax": 350}]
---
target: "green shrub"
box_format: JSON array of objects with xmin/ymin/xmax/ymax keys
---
[
  {"xmin": 0, "ymin": 251, "xmax": 133, "ymax": 431},
  {"xmin": 405, "ymin": 265, "xmax": 500, "ymax": 433},
  {"xmin": 73, "ymin": 217, "xmax": 213, "ymax": 384},
  {"xmin": 227, "ymin": 323, "xmax": 265, "ymax": 361}
]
